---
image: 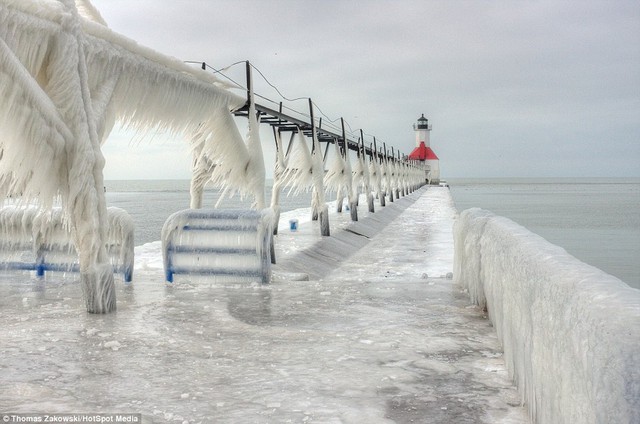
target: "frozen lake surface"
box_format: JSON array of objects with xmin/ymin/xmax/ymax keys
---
[{"xmin": 0, "ymin": 187, "xmax": 528, "ymax": 423}]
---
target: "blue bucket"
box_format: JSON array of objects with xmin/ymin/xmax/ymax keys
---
[{"xmin": 289, "ymin": 219, "xmax": 299, "ymax": 231}]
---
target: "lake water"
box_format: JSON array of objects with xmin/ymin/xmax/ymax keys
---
[
  {"xmin": 448, "ymin": 178, "xmax": 640, "ymax": 289},
  {"xmin": 104, "ymin": 179, "xmax": 312, "ymax": 246},
  {"xmin": 105, "ymin": 178, "xmax": 640, "ymax": 290}
]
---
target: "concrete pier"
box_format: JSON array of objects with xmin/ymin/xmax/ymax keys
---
[{"xmin": 0, "ymin": 187, "xmax": 528, "ymax": 423}]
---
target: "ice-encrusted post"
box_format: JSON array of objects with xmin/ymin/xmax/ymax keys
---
[
  {"xmin": 341, "ymin": 118, "xmax": 358, "ymax": 222},
  {"xmin": 373, "ymin": 138, "xmax": 385, "ymax": 207},
  {"xmin": 270, "ymin": 125, "xmax": 287, "ymax": 235},
  {"xmin": 309, "ymin": 99, "xmax": 330, "ymax": 236},
  {"xmin": 189, "ymin": 128, "xmax": 215, "ymax": 209},
  {"xmin": 333, "ymin": 138, "xmax": 344, "ymax": 213},
  {"xmin": 382, "ymin": 144, "xmax": 393, "ymax": 203},
  {"xmin": 59, "ymin": 1, "xmax": 115, "ymax": 313},
  {"xmin": 323, "ymin": 139, "xmax": 346, "ymax": 214},
  {"xmin": 391, "ymin": 147, "xmax": 400, "ymax": 199},
  {"xmin": 359, "ymin": 130, "xmax": 375, "ymax": 214}
]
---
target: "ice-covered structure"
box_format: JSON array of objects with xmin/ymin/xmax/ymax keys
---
[
  {"xmin": 453, "ymin": 208, "xmax": 640, "ymax": 424},
  {"xmin": 0, "ymin": 0, "xmax": 246, "ymax": 312},
  {"xmin": 352, "ymin": 137, "xmax": 374, "ymax": 213},
  {"xmin": 324, "ymin": 140, "xmax": 358, "ymax": 220},
  {"xmin": 194, "ymin": 67, "xmax": 266, "ymax": 210},
  {"xmin": 270, "ymin": 129, "xmax": 289, "ymax": 235},
  {"xmin": 161, "ymin": 208, "xmax": 273, "ymax": 284},
  {"xmin": 281, "ymin": 130, "xmax": 329, "ymax": 235},
  {"xmin": 0, "ymin": 205, "xmax": 134, "ymax": 281},
  {"xmin": 368, "ymin": 148, "xmax": 385, "ymax": 207}
]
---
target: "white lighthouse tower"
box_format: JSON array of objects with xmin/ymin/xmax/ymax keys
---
[{"xmin": 408, "ymin": 114, "xmax": 440, "ymax": 184}]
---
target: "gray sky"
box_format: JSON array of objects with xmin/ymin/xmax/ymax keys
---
[{"xmin": 95, "ymin": 0, "xmax": 640, "ymax": 180}]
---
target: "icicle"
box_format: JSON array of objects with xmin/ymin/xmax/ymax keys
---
[
  {"xmin": 2, "ymin": 0, "xmax": 260, "ymax": 309},
  {"xmin": 371, "ymin": 151, "xmax": 385, "ymax": 207},
  {"xmin": 270, "ymin": 130, "xmax": 288, "ymax": 235},
  {"xmin": 310, "ymin": 124, "xmax": 329, "ymax": 235},
  {"xmin": 282, "ymin": 130, "xmax": 314, "ymax": 196},
  {"xmin": 203, "ymin": 101, "xmax": 266, "ymax": 210},
  {"xmin": 75, "ymin": 0, "xmax": 108, "ymax": 26},
  {"xmin": 324, "ymin": 141, "xmax": 348, "ymax": 213},
  {"xmin": 353, "ymin": 148, "xmax": 374, "ymax": 211}
]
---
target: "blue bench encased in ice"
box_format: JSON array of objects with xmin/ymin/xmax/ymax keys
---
[
  {"xmin": 161, "ymin": 209, "xmax": 273, "ymax": 284},
  {"xmin": 0, "ymin": 206, "xmax": 135, "ymax": 282}
]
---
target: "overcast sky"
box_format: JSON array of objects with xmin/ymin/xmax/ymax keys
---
[{"xmin": 94, "ymin": 0, "xmax": 640, "ymax": 180}]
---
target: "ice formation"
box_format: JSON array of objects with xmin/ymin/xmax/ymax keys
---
[
  {"xmin": 282, "ymin": 130, "xmax": 315, "ymax": 196},
  {"xmin": 161, "ymin": 208, "xmax": 273, "ymax": 284},
  {"xmin": 352, "ymin": 144, "xmax": 374, "ymax": 212},
  {"xmin": 453, "ymin": 208, "xmax": 640, "ymax": 424},
  {"xmin": 310, "ymin": 128, "xmax": 329, "ymax": 235},
  {"xmin": 323, "ymin": 140, "xmax": 352, "ymax": 214},
  {"xmin": 0, "ymin": 205, "xmax": 134, "ymax": 281},
  {"xmin": 203, "ymin": 100, "xmax": 267, "ymax": 210},
  {"xmin": 342, "ymin": 144, "xmax": 358, "ymax": 221},
  {"xmin": 270, "ymin": 129, "xmax": 289, "ymax": 234},
  {"xmin": 382, "ymin": 156, "xmax": 395, "ymax": 202},
  {"xmin": 368, "ymin": 149, "xmax": 385, "ymax": 207},
  {"xmin": 0, "ymin": 0, "xmax": 247, "ymax": 312}
]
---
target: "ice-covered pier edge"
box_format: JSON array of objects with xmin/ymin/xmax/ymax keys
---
[{"xmin": 453, "ymin": 208, "xmax": 640, "ymax": 424}]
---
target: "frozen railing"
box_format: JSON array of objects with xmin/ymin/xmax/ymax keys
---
[
  {"xmin": 161, "ymin": 209, "xmax": 273, "ymax": 284},
  {"xmin": 453, "ymin": 208, "xmax": 640, "ymax": 424},
  {"xmin": 0, "ymin": 206, "xmax": 134, "ymax": 282}
]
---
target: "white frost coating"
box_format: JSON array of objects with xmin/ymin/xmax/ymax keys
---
[
  {"xmin": 1, "ymin": 0, "xmax": 247, "ymax": 311},
  {"xmin": 323, "ymin": 142, "xmax": 357, "ymax": 219},
  {"xmin": 382, "ymin": 156, "xmax": 396, "ymax": 201},
  {"xmin": 282, "ymin": 131, "xmax": 314, "ymax": 196},
  {"xmin": 323, "ymin": 141, "xmax": 347, "ymax": 195},
  {"xmin": 351, "ymin": 150, "xmax": 369, "ymax": 200},
  {"xmin": 280, "ymin": 128, "xmax": 328, "ymax": 233},
  {"xmin": 379, "ymin": 155, "xmax": 389, "ymax": 201},
  {"xmin": 105, "ymin": 206, "xmax": 134, "ymax": 280},
  {"xmin": 0, "ymin": 0, "xmax": 116, "ymax": 312},
  {"xmin": 453, "ymin": 208, "xmax": 640, "ymax": 424},
  {"xmin": 309, "ymin": 128, "xmax": 328, "ymax": 233},
  {"xmin": 205, "ymin": 100, "xmax": 266, "ymax": 210},
  {"xmin": 0, "ymin": 205, "xmax": 134, "ymax": 280},
  {"xmin": 270, "ymin": 129, "xmax": 288, "ymax": 233},
  {"xmin": 74, "ymin": 0, "xmax": 107, "ymax": 26},
  {"xmin": 188, "ymin": 126, "xmax": 216, "ymax": 209},
  {"xmin": 161, "ymin": 209, "xmax": 274, "ymax": 284},
  {"xmin": 391, "ymin": 160, "xmax": 400, "ymax": 197},
  {"xmin": 368, "ymin": 151, "xmax": 383, "ymax": 204}
]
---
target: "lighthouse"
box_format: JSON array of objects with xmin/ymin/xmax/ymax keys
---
[{"xmin": 408, "ymin": 114, "xmax": 440, "ymax": 184}]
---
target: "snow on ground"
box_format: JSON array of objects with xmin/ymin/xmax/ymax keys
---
[{"xmin": 0, "ymin": 187, "xmax": 528, "ymax": 423}]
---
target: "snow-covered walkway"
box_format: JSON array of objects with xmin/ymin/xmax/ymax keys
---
[{"xmin": 0, "ymin": 187, "xmax": 528, "ymax": 423}]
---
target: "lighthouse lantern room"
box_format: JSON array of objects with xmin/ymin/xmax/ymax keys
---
[{"xmin": 408, "ymin": 114, "xmax": 440, "ymax": 184}]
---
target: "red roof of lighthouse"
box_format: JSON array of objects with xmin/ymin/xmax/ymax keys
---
[{"xmin": 408, "ymin": 142, "xmax": 439, "ymax": 161}]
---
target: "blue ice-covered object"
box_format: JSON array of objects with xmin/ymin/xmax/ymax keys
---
[
  {"xmin": 161, "ymin": 209, "xmax": 273, "ymax": 284},
  {"xmin": 0, "ymin": 206, "xmax": 134, "ymax": 282}
]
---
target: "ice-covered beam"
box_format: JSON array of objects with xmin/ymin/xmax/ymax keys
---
[
  {"xmin": 0, "ymin": 0, "xmax": 251, "ymax": 312},
  {"xmin": 1, "ymin": 0, "xmax": 115, "ymax": 313},
  {"xmin": 453, "ymin": 208, "xmax": 640, "ymax": 424}
]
